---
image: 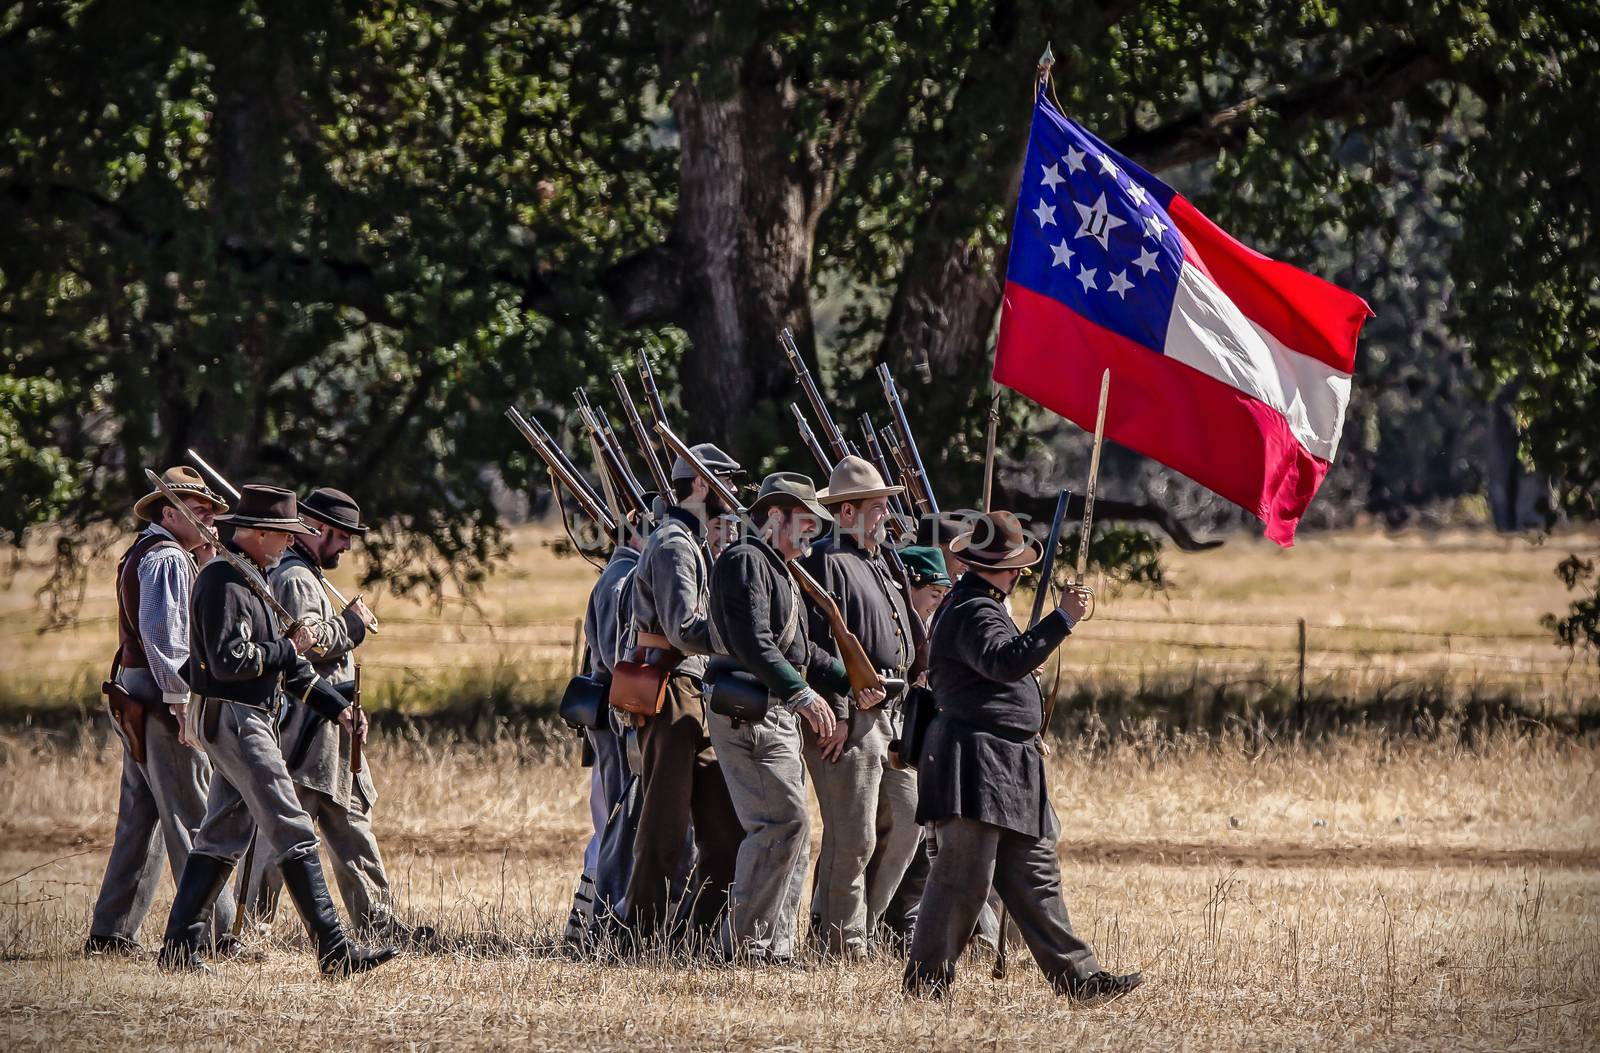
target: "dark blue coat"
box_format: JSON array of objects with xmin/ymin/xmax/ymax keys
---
[{"xmin": 915, "ymin": 572, "xmax": 1071, "ymax": 838}]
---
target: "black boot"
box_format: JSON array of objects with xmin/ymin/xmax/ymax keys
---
[
  {"xmin": 158, "ymin": 853, "xmax": 234, "ymax": 973},
  {"xmin": 278, "ymin": 854, "xmax": 400, "ymax": 977},
  {"xmin": 1060, "ymin": 969, "xmax": 1144, "ymax": 1006}
]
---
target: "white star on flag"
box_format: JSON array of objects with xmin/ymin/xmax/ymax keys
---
[
  {"xmin": 1096, "ymin": 152, "xmax": 1121, "ymax": 177},
  {"xmin": 1143, "ymin": 213, "xmax": 1168, "ymax": 240},
  {"xmin": 1034, "ymin": 200, "xmax": 1057, "ymax": 227},
  {"xmin": 1107, "ymin": 270, "xmax": 1135, "ymax": 299},
  {"xmin": 1073, "ymin": 191, "xmax": 1126, "ymax": 250},
  {"xmin": 1064, "ymin": 145, "xmax": 1086, "ymax": 174},
  {"xmin": 1076, "ymin": 265, "xmax": 1098, "ymax": 293},
  {"xmin": 1041, "ymin": 163, "xmax": 1065, "ymax": 191},
  {"xmin": 1050, "ymin": 241, "xmax": 1074, "ymax": 268},
  {"xmin": 1128, "ymin": 183, "xmax": 1148, "ymax": 207},
  {"xmin": 1133, "ymin": 247, "xmax": 1160, "ymax": 275}
]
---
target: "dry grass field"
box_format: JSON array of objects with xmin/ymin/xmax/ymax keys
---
[{"xmin": 2, "ymin": 526, "xmax": 1598, "ymax": 1050}]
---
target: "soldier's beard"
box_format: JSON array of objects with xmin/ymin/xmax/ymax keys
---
[{"xmin": 320, "ymin": 550, "xmax": 342, "ymax": 570}]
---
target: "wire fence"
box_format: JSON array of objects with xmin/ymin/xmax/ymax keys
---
[{"xmin": 6, "ymin": 605, "xmax": 1592, "ymax": 703}]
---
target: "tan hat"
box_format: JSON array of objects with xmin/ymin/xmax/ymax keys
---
[
  {"xmin": 950, "ymin": 510, "xmax": 1043, "ymax": 570},
  {"xmin": 817, "ymin": 455, "xmax": 904, "ymax": 506},
  {"xmin": 134, "ymin": 467, "xmax": 229, "ymax": 523}
]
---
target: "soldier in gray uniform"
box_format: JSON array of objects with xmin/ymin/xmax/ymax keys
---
[
  {"xmin": 801, "ymin": 456, "xmax": 921, "ymax": 959},
  {"xmin": 86, "ymin": 467, "xmax": 237, "ymax": 957},
  {"xmin": 158, "ymin": 485, "xmax": 398, "ymax": 976},
  {"xmin": 244, "ymin": 487, "xmax": 432, "ymax": 944},
  {"xmin": 623, "ymin": 444, "xmax": 744, "ymax": 946},
  {"xmin": 904, "ymin": 511, "xmax": 1140, "ymax": 1003}
]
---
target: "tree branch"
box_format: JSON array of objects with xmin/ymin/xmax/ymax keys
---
[{"xmin": 1115, "ymin": 44, "xmax": 1443, "ymax": 172}]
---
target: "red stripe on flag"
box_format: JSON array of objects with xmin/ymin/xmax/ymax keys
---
[
  {"xmin": 1166, "ymin": 196, "xmax": 1369, "ymax": 375},
  {"xmin": 994, "ymin": 281, "xmax": 1330, "ymax": 545}
]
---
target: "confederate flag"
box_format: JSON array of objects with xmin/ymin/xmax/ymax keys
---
[{"xmin": 994, "ymin": 93, "xmax": 1372, "ymax": 545}]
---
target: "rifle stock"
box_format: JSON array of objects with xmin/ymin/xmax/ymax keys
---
[{"xmin": 351, "ymin": 664, "xmax": 364, "ymax": 775}]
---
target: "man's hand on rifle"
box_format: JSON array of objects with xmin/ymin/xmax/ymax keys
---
[
  {"xmin": 289, "ymin": 623, "xmax": 318, "ymax": 655},
  {"xmin": 795, "ymin": 691, "xmax": 836, "ymax": 739},
  {"xmin": 853, "ymin": 684, "xmax": 887, "ymax": 709},
  {"xmin": 338, "ymin": 702, "xmax": 369, "ymax": 743}
]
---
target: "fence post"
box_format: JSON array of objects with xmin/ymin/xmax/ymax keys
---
[{"xmin": 1296, "ymin": 618, "xmax": 1308, "ymax": 717}]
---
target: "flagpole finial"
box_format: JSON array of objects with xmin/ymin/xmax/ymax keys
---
[{"xmin": 1038, "ymin": 42, "xmax": 1055, "ymax": 70}]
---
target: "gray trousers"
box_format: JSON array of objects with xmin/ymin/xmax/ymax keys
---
[
  {"xmin": 804, "ymin": 707, "xmax": 917, "ymax": 957},
  {"xmin": 864, "ymin": 725, "xmax": 923, "ymax": 930},
  {"xmin": 244, "ymin": 782, "xmax": 392, "ymax": 931},
  {"xmin": 708, "ymin": 705, "xmax": 810, "ymax": 961},
  {"xmin": 190, "ymin": 700, "xmax": 321, "ymax": 869},
  {"xmin": 566, "ymin": 713, "xmax": 631, "ymax": 941},
  {"xmin": 89, "ymin": 670, "xmax": 235, "ymax": 942},
  {"xmin": 905, "ymin": 816, "xmax": 1100, "ymax": 995}
]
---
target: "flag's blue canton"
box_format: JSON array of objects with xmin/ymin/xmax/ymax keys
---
[{"xmin": 1004, "ymin": 96, "xmax": 1186, "ymax": 356}]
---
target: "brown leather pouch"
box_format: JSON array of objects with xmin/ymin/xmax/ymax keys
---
[
  {"xmin": 609, "ymin": 649, "xmax": 676, "ymax": 717},
  {"xmin": 102, "ymin": 680, "xmax": 149, "ymax": 765}
]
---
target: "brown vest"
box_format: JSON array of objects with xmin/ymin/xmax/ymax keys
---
[{"xmin": 115, "ymin": 531, "xmax": 185, "ymax": 671}]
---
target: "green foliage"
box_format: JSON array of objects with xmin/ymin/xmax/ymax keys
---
[
  {"xmin": 1544, "ymin": 555, "xmax": 1599, "ymax": 670},
  {"xmin": 0, "ymin": 376, "xmax": 74, "ymax": 543}
]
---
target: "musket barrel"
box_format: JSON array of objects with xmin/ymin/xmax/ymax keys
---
[
  {"xmin": 613, "ymin": 367, "xmax": 673, "ymax": 494},
  {"xmin": 876, "ymin": 364, "xmax": 940, "ymax": 516},
  {"xmin": 781, "ymin": 328, "xmax": 850, "ymax": 461},
  {"xmin": 506, "ymin": 407, "xmax": 617, "ymax": 539},
  {"xmin": 184, "ymin": 448, "xmax": 243, "ymax": 504}
]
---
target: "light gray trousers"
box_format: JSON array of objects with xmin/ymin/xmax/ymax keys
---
[
  {"xmin": 905, "ymin": 816, "xmax": 1101, "ymax": 995},
  {"xmin": 803, "ymin": 706, "xmax": 921, "ymax": 957},
  {"xmin": 244, "ymin": 783, "xmax": 393, "ymax": 931},
  {"xmin": 191, "ymin": 700, "xmax": 321, "ymax": 868},
  {"xmin": 708, "ymin": 704, "xmax": 810, "ymax": 961},
  {"xmin": 89, "ymin": 669, "xmax": 235, "ymax": 942}
]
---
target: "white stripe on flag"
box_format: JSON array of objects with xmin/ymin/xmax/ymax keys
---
[{"xmin": 1164, "ymin": 262, "xmax": 1351, "ymax": 462}]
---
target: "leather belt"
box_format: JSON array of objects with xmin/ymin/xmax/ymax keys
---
[{"xmin": 637, "ymin": 631, "xmax": 675, "ymax": 651}]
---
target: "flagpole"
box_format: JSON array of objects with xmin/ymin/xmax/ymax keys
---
[{"xmin": 988, "ymin": 45, "xmax": 1056, "ymax": 515}]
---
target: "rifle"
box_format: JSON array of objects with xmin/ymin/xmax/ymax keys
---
[
  {"xmin": 505, "ymin": 406, "xmax": 617, "ymax": 542},
  {"xmin": 351, "ymin": 663, "xmax": 364, "ymax": 776},
  {"xmin": 612, "ymin": 366, "xmax": 673, "ymax": 495},
  {"xmin": 184, "ymin": 448, "xmax": 380, "ymax": 636},
  {"xmin": 858, "ymin": 412, "xmax": 912, "ymax": 525},
  {"xmin": 575, "ymin": 390, "xmax": 650, "ymax": 519},
  {"xmin": 653, "ymin": 420, "xmax": 890, "ymax": 704},
  {"xmin": 791, "ymin": 403, "xmax": 834, "ymax": 475},
  {"xmin": 635, "ymin": 348, "xmax": 674, "ymax": 437},
  {"xmin": 876, "ymin": 364, "xmax": 939, "ymax": 516},
  {"xmin": 142, "ymin": 469, "xmax": 301, "ymax": 634},
  {"xmin": 780, "ymin": 327, "xmax": 856, "ymax": 460}
]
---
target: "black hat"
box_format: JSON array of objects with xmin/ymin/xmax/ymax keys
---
[
  {"xmin": 749, "ymin": 472, "xmax": 832, "ymax": 524},
  {"xmin": 214, "ymin": 485, "xmax": 318, "ymax": 536},
  {"xmin": 299, "ymin": 487, "xmax": 368, "ymax": 536},
  {"xmin": 950, "ymin": 510, "xmax": 1043, "ymax": 570}
]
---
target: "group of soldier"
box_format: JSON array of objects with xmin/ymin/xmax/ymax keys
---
[
  {"xmin": 88, "ymin": 468, "xmax": 428, "ymax": 976},
  {"xmin": 558, "ymin": 439, "xmax": 1142, "ymax": 1003},
  {"xmin": 85, "ymin": 437, "xmax": 1142, "ymax": 1004}
]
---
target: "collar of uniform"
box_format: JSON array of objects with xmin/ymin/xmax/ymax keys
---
[
  {"xmin": 223, "ymin": 539, "xmax": 272, "ymax": 574},
  {"xmin": 955, "ymin": 569, "xmax": 1006, "ymax": 602},
  {"xmin": 287, "ymin": 538, "xmax": 320, "ymax": 574},
  {"xmin": 831, "ymin": 530, "xmax": 883, "ymax": 562},
  {"xmin": 146, "ymin": 523, "xmax": 176, "ymax": 543},
  {"xmin": 729, "ymin": 530, "xmax": 787, "ymax": 571},
  {"xmin": 664, "ymin": 504, "xmax": 705, "ymax": 536}
]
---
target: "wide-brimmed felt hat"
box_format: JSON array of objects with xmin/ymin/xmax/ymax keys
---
[
  {"xmin": 950, "ymin": 510, "xmax": 1043, "ymax": 570},
  {"xmin": 214, "ymin": 485, "xmax": 318, "ymax": 535},
  {"xmin": 817, "ymin": 455, "xmax": 904, "ymax": 506},
  {"xmin": 299, "ymin": 487, "xmax": 368, "ymax": 536},
  {"xmin": 670, "ymin": 442, "xmax": 744, "ymax": 482},
  {"xmin": 899, "ymin": 545, "xmax": 952, "ymax": 588},
  {"xmin": 135, "ymin": 466, "xmax": 229, "ymax": 523},
  {"xmin": 749, "ymin": 472, "xmax": 832, "ymax": 525}
]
